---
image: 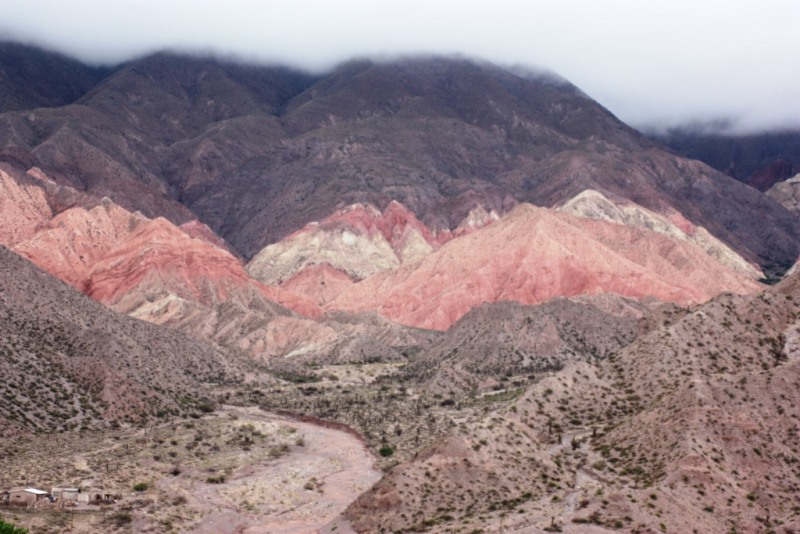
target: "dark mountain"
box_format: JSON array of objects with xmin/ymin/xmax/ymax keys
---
[
  {"xmin": 0, "ymin": 41, "xmax": 111, "ymax": 113},
  {"xmin": 0, "ymin": 244, "xmax": 263, "ymax": 436},
  {"xmin": 650, "ymin": 127, "xmax": 800, "ymax": 190},
  {"xmin": 280, "ymin": 58, "xmax": 649, "ymax": 146},
  {"xmin": 0, "ymin": 45, "xmax": 797, "ymax": 273},
  {"xmin": 77, "ymin": 52, "xmax": 319, "ymax": 143}
]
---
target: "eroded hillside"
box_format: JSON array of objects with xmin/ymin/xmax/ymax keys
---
[{"xmin": 345, "ymin": 273, "xmax": 800, "ymax": 533}]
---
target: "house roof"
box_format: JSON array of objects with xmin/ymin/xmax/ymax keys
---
[{"xmin": 8, "ymin": 488, "xmax": 48, "ymax": 495}]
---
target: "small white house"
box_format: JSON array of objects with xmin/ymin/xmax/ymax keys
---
[{"xmin": 8, "ymin": 488, "xmax": 48, "ymax": 505}]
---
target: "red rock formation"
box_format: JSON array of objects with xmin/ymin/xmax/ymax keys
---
[
  {"xmin": 0, "ymin": 169, "xmax": 52, "ymax": 247},
  {"xmin": 0, "ymin": 171, "xmax": 320, "ymax": 320},
  {"xmin": 376, "ymin": 200, "xmax": 453, "ymax": 251},
  {"xmin": 179, "ymin": 220, "xmax": 233, "ymax": 252},
  {"xmin": 12, "ymin": 201, "xmax": 142, "ymax": 287},
  {"xmin": 248, "ymin": 200, "xmax": 496, "ymax": 286},
  {"xmin": 279, "ymin": 264, "xmax": 356, "ymax": 306},
  {"xmin": 558, "ymin": 189, "xmax": 762, "ymax": 279},
  {"xmin": 452, "ymin": 204, "xmax": 500, "ymax": 237},
  {"xmin": 81, "ymin": 217, "xmax": 254, "ymax": 305},
  {"xmin": 79, "ymin": 216, "xmax": 321, "ymax": 319},
  {"xmin": 327, "ymin": 204, "xmax": 763, "ymax": 330}
]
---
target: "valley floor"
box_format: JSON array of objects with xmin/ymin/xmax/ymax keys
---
[
  {"xmin": 0, "ymin": 407, "xmax": 381, "ymax": 534},
  {"xmin": 179, "ymin": 407, "xmax": 380, "ymax": 534}
]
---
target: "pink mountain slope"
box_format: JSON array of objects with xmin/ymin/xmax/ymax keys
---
[
  {"xmin": 249, "ymin": 200, "xmax": 497, "ymax": 305},
  {"xmin": 0, "ymin": 169, "xmax": 52, "ymax": 247},
  {"xmin": 279, "ymin": 264, "xmax": 358, "ymax": 306},
  {"xmin": 0, "ymin": 169, "xmax": 319, "ymax": 319},
  {"xmin": 376, "ymin": 200, "xmax": 454, "ymax": 254},
  {"xmin": 326, "ymin": 203, "xmax": 763, "ymax": 330},
  {"xmin": 11, "ymin": 199, "xmax": 143, "ymax": 287},
  {"xmin": 79, "ymin": 217, "xmax": 321, "ymax": 318}
]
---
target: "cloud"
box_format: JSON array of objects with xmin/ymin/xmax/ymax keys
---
[{"xmin": 1, "ymin": 0, "xmax": 798, "ymax": 132}]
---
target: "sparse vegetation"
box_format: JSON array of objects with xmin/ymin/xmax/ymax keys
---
[{"xmin": 0, "ymin": 517, "xmax": 29, "ymax": 534}]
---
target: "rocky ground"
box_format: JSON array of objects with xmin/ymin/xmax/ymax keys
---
[
  {"xmin": 1, "ymin": 406, "xmax": 380, "ymax": 534},
  {"xmin": 344, "ymin": 273, "xmax": 800, "ymax": 534}
]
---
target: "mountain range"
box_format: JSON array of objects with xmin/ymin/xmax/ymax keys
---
[
  {"xmin": 0, "ymin": 45, "xmax": 798, "ymax": 276},
  {"xmin": 1, "ymin": 41, "xmax": 799, "ymax": 534}
]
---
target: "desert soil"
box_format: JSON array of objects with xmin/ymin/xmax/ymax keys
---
[{"xmin": 171, "ymin": 406, "xmax": 381, "ymax": 534}]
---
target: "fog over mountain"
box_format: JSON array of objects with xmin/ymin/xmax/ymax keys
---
[{"xmin": 1, "ymin": 0, "xmax": 798, "ymax": 132}]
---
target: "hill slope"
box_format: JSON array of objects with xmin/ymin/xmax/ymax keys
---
[
  {"xmin": 0, "ymin": 168, "xmax": 433, "ymax": 371},
  {"xmin": 0, "ymin": 245, "xmax": 262, "ymax": 437},
  {"xmin": 0, "ymin": 41, "xmax": 110, "ymax": 113},
  {"xmin": 326, "ymin": 203, "xmax": 763, "ymax": 330},
  {"xmin": 345, "ymin": 267, "xmax": 800, "ymax": 534},
  {"xmin": 404, "ymin": 295, "xmax": 653, "ymax": 391},
  {"xmin": 650, "ymin": 127, "xmax": 800, "ymax": 188}
]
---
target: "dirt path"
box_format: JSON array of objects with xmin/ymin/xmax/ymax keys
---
[{"xmin": 172, "ymin": 407, "xmax": 380, "ymax": 534}]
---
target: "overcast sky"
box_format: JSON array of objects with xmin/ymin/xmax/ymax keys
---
[{"xmin": 1, "ymin": 0, "xmax": 798, "ymax": 133}]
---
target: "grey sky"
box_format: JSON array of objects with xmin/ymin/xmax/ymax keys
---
[{"xmin": 2, "ymin": 0, "xmax": 798, "ymax": 133}]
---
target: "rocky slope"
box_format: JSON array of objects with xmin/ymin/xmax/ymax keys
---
[
  {"xmin": 246, "ymin": 200, "xmax": 494, "ymax": 302},
  {"xmin": 650, "ymin": 127, "xmax": 800, "ymax": 188},
  {"xmin": 0, "ymin": 167, "xmax": 53, "ymax": 247},
  {"xmin": 0, "ymin": 168, "xmax": 319, "ymax": 319},
  {"xmin": 247, "ymin": 203, "xmax": 405, "ymax": 286},
  {"xmin": 404, "ymin": 294, "xmax": 654, "ymax": 392},
  {"xmin": 767, "ymin": 173, "xmax": 800, "ymax": 217},
  {"xmin": 558, "ymin": 189, "xmax": 763, "ymax": 279},
  {"xmin": 129, "ymin": 288, "xmax": 439, "ymax": 372},
  {"xmin": 278, "ymin": 264, "xmax": 357, "ymax": 306},
  {"xmin": 1, "ymin": 47, "xmax": 797, "ymax": 274},
  {"xmin": 747, "ymin": 159, "xmax": 797, "ymax": 192},
  {"xmin": 0, "ymin": 41, "xmax": 111, "ymax": 113},
  {"xmin": 327, "ymin": 203, "xmax": 764, "ymax": 330},
  {"xmin": 192, "ymin": 59, "xmax": 800, "ymax": 271},
  {"xmin": 345, "ymin": 265, "xmax": 800, "ymax": 534},
  {"xmin": 78, "ymin": 214, "xmax": 319, "ymax": 319},
  {"xmin": 0, "ymin": 168, "xmax": 441, "ymax": 371},
  {"xmin": 0, "ymin": 245, "xmax": 262, "ymax": 437}
]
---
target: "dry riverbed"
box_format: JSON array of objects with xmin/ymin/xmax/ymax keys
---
[{"xmin": 0, "ymin": 407, "xmax": 380, "ymax": 534}]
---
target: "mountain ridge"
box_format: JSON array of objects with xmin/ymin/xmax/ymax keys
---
[
  {"xmin": 325, "ymin": 202, "xmax": 763, "ymax": 330},
  {"xmin": 0, "ymin": 46, "xmax": 797, "ymax": 273}
]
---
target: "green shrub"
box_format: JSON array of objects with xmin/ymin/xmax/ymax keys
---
[
  {"xmin": 0, "ymin": 517, "xmax": 29, "ymax": 534},
  {"xmin": 112, "ymin": 512, "xmax": 132, "ymax": 526},
  {"xmin": 379, "ymin": 446, "xmax": 394, "ymax": 457},
  {"xmin": 197, "ymin": 402, "xmax": 215, "ymax": 413},
  {"xmin": 133, "ymin": 482, "xmax": 148, "ymax": 492}
]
